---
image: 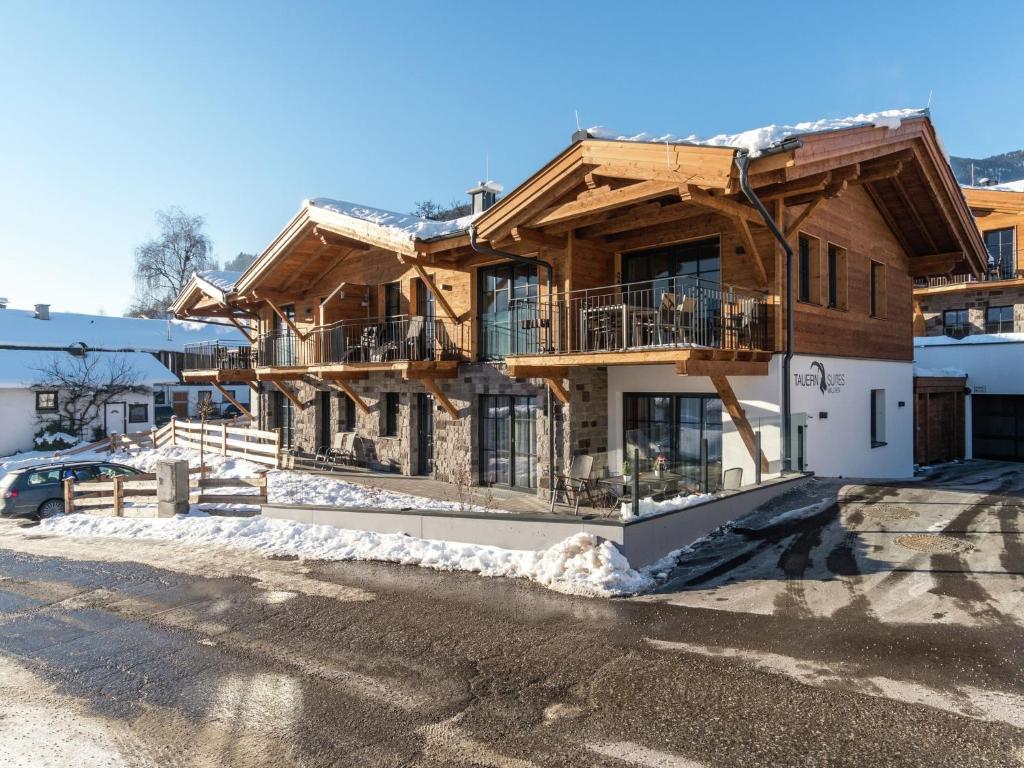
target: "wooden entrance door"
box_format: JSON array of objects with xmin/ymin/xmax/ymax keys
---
[{"xmin": 172, "ymin": 391, "xmax": 189, "ymax": 418}]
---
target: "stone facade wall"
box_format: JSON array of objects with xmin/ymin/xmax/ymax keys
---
[
  {"xmin": 918, "ymin": 284, "xmax": 1024, "ymax": 336},
  {"xmin": 257, "ymin": 362, "xmax": 614, "ymax": 496}
]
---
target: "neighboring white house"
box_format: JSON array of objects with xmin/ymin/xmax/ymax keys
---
[
  {"xmin": 0, "ymin": 303, "xmax": 251, "ymax": 455},
  {"xmin": 915, "ymin": 333, "xmax": 1024, "ymax": 462}
]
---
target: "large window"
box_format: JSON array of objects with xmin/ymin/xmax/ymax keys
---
[
  {"xmin": 797, "ymin": 234, "xmax": 820, "ymax": 304},
  {"xmin": 870, "ymin": 389, "xmax": 886, "ymax": 447},
  {"xmin": 340, "ymin": 393, "xmax": 357, "ymax": 431},
  {"xmin": 383, "ymin": 393, "xmax": 400, "ymax": 437},
  {"xmin": 943, "ymin": 308, "xmax": 970, "ymax": 339},
  {"xmin": 273, "ymin": 391, "xmax": 295, "ymax": 448},
  {"xmin": 984, "ymin": 228, "xmax": 1016, "ymax": 280},
  {"xmin": 128, "ymin": 404, "xmax": 148, "ymax": 423},
  {"xmin": 478, "ymin": 263, "xmax": 539, "ymax": 359},
  {"xmin": 986, "ymin": 305, "xmax": 1014, "ymax": 334},
  {"xmin": 479, "ymin": 395, "xmax": 538, "ymax": 489},
  {"xmin": 623, "ymin": 237, "xmax": 721, "ymax": 302},
  {"xmin": 623, "ymin": 393, "xmax": 723, "ymax": 492}
]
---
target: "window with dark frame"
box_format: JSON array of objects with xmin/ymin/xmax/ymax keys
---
[
  {"xmin": 826, "ymin": 244, "xmax": 847, "ymax": 309},
  {"xmin": 798, "ymin": 236, "xmax": 811, "ymax": 303},
  {"xmin": 984, "ymin": 228, "xmax": 1016, "ymax": 280},
  {"xmin": 870, "ymin": 389, "xmax": 886, "ymax": 447},
  {"xmin": 943, "ymin": 308, "xmax": 970, "ymax": 339},
  {"xmin": 154, "ymin": 390, "xmax": 166, "ymax": 405},
  {"xmin": 35, "ymin": 391, "xmax": 57, "ymax": 412},
  {"xmin": 986, "ymin": 305, "xmax": 1014, "ymax": 334},
  {"xmin": 341, "ymin": 393, "xmax": 357, "ymax": 431},
  {"xmin": 128, "ymin": 404, "xmax": 148, "ymax": 423},
  {"xmin": 383, "ymin": 393, "xmax": 400, "ymax": 437},
  {"xmin": 869, "ymin": 261, "xmax": 885, "ymax": 318}
]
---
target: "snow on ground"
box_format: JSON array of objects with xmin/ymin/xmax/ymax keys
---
[
  {"xmin": 915, "ymin": 332, "xmax": 1024, "ymax": 346},
  {"xmin": 40, "ymin": 514, "xmax": 652, "ymax": 597},
  {"xmin": 267, "ymin": 470, "xmax": 491, "ymax": 513},
  {"xmin": 619, "ymin": 491, "xmax": 713, "ymax": 521}
]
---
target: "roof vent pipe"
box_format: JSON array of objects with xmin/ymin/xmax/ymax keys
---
[
  {"xmin": 34, "ymin": 303, "xmax": 50, "ymax": 321},
  {"xmin": 734, "ymin": 151, "xmax": 793, "ymax": 474}
]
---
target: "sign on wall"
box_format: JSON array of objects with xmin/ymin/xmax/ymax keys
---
[{"xmin": 794, "ymin": 360, "xmax": 847, "ymax": 395}]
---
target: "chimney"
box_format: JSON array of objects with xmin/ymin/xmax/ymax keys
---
[
  {"xmin": 467, "ymin": 180, "xmax": 503, "ymax": 215},
  {"xmin": 34, "ymin": 303, "xmax": 50, "ymax": 320}
]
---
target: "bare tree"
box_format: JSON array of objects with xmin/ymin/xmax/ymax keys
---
[
  {"xmin": 32, "ymin": 353, "xmax": 141, "ymax": 440},
  {"xmin": 129, "ymin": 207, "xmax": 214, "ymax": 317},
  {"xmin": 222, "ymin": 251, "xmax": 257, "ymax": 272},
  {"xmin": 412, "ymin": 199, "xmax": 472, "ymax": 221}
]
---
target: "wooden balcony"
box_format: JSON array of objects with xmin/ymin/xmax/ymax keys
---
[
  {"xmin": 254, "ymin": 315, "xmax": 468, "ymax": 381},
  {"xmin": 182, "ymin": 342, "xmax": 257, "ymax": 382},
  {"xmin": 497, "ymin": 278, "xmax": 772, "ymax": 377}
]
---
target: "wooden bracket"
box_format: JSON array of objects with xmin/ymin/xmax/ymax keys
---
[
  {"xmin": 510, "ymin": 226, "xmax": 567, "ymax": 251},
  {"xmin": 271, "ymin": 380, "xmax": 308, "ymax": 411},
  {"xmin": 227, "ymin": 315, "xmax": 257, "ymax": 343},
  {"xmin": 422, "ymin": 378, "xmax": 459, "ymax": 419},
  {"xmin": 784, "ymin": 196, "xmax": 826, "ymax": 239},
  {"xmin": 267, "ymin": 299, "xmax": 308, "ymax": 341},
  {"xmin": 683, "ymin": 185, "xmax": 762, "ymax": 226},
  {"xmin": 710, "ymin": 375, "xmax": 769, "ymax": 474},
  {"xmin": 545, "ymin": 377, "xmax": 569, "ymax": 405},
  {"xmin": 330, "ymin": 378, "xmax": 370, "ymax": 414},
  {"xmin": 732, "ymin": 216, "xmax": 769, "ymax": 289},
  {"xmin": 211, "ymin": 382, "xmax": 253, "ymax": 420},
  {"xmin": 411, "ymin": 263, "xmax": 458, "ymax": 322}
]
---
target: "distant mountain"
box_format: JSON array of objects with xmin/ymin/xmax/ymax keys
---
[{"xmin": 950, "ymin": 150, "xmax": 1024, "ymax": 186}]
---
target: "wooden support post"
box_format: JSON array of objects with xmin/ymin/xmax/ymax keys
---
[
  {"xmin": 784, "ymin": 196, "xmax": 825, "ymax": 239},
  {"xmin": 170, "ymin": 416, "xmax": 177, "ymax": 447},
  {"xmin": 63, "ymin": 477, "xmax": 74, "ymax": 515},
  {"xmin": 221, "ymin": 423, "xmax": 228, "ymax": 457},
  {"xmin": 211, "ymin": 382, "xmax": 253, "ymax": 420},
  {"xmin": 112, "ymin": 476, "xmax": 123, "ymax": 517},
  {"xmin": 227, "ymin": 316, "xmax": 256, "ymax": 343},
  {"xmin": 274, "ymin": 428, "xmax": 282, "ymax": 469},
  {"xmin": 267, "ymin": 298, "xmax": 308, "ymax": 341},
  {"xmin": 109, "ymin": 433, "xmax": 117, "ymax": 453},
  {"xmin": 332, "ymin": 378, "xmax": 370, "ymax": 414},
  {"xmin": 545, "ymin": 377, "xmax": 569, "ymax": 405},
  {"xmin": 710, "ymin": 374, "xmax": 769, "ymax": 474},
  {"xmin": 422, "ymin": 379, "xmax": 459, "ymax": 419}
]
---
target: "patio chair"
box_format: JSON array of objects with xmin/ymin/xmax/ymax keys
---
[
  {"xmin": 323, "ymin": 432, "xmax": 355, "ymax": 470},
  {"xmin": 657, "ymin": 292, "xmax": 680, "ymax": 345},
  {"xmin": 722, "ymin": 467, "xmax": 743, "ymax": 490},
  {"xmin": 549, "ymin": 454, "xmax": 596, "ymax": 515},
  {"xmin": 404, "ymin": 315, "xmax": 426, "ymax": 360}
]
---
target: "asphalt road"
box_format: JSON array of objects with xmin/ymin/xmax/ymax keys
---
[{"xmin": 0, "ymin": 462, "xmax": 1022, "ymax": 767}]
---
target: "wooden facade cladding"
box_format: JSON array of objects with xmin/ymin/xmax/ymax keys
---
[{"xmin": 914, "ymin": 376, "xmax": 966, "ymax": 465}]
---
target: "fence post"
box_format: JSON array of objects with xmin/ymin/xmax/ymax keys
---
[
  {"xmin": 755, "ymin": 430, "xmax": 762, "ymax": 485},
  {"xmin": 113, "ymin": 476, "xmax": 123, "ymax": 517},
  {"xmin": 63, "ymin": 477, "xmax": 74, "ymax": 515},
  {"xmin": 274, "ymin": 428, "xmax": 282, "ymax": 469},
  {"xmin": 221, "ymin": 423, "xmax": 227, "ymax": 457},
  {"xmin": 170, "ymin": 416, "xmax": 177, "ymax": 446}
]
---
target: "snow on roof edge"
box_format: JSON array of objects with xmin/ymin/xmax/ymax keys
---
[{"xmin": 306, "ymin": 198, "xmax": 482, "ymax": 243}]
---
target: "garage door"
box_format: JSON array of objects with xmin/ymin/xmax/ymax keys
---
[{"xmin": 973, "ymin": 395, "xmax": 1024, "ymax": 461}]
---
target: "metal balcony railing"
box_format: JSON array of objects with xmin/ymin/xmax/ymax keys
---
[
  {"xmin": 479, "ymin": 277, "xmax": 769, "ymax": 359},
  {"xmin": 257, "ymin": 315, "xmax": 466, "ymax": 368},
  {"xmin": 183, "ymin": 342, "xmax": 255, "ymax": 371}
]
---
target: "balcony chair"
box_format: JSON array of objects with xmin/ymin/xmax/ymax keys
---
[
  {"xmin": 549, "ymin": 454, "xmax": 596, "ymax": 515},
  {"xmin": 404, "ymin": 315, "xmax": 426, "ymax": 360},
  {"xmin": 325, "ymin": 432, "xmax": 356, "ymax": 469},
  {"xmin": 722, "ymin": 467, "xmax": 743, "ymax": 490}
]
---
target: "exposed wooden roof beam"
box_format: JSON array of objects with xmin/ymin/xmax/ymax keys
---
[
  {"xmin": 892, "ymin": 175, "xmax": 940, "ymax": 253},
  {"xmin": 755, "ymin": 172, "xmax": 832, "ymax": 202},
  {"xmin": 909, "ymin": 252, "xmax": 965, "ymax": 278},
  {"xmin": 510, "ymin": 226, "xmax": 567, "ymax": 251},
  {"xmin": 312, "ymin": 225, "xmax": 372, "ymax": 250},
  {"xmin": 863, "ymin": 183, "xmax": 919, "ymax": 257},
  {"xmin": 683, "ymin": 185, "xmax": 762, "ymax": 226},
  {"xmin": 784, "ymin": 197, "xmax": 826, "ymax": 239},
  {"xmin": 529, "ymin": 180, "xmax": 680, "ymax": 228}
]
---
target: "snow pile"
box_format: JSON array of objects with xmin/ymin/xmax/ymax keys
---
[
  {"xmin": 195, "ymin": 270, "xmax": 241, "ymax": 293},
  {"xmin": 307, "ymin": 198, "xmax": 480, "ymax": 242},
  {"xmin": 267, "ymin": 470, "xmax": 492, "ymax": 513},
  {"xmin": 39, "ymin": 514, "xmax": 650, "ymax": 597},
  {"xmin": 619, "ymin": 491, "xmax": 713, "ymax": 521},
  {"xmin": 913, "ymin": 365, "xmax": 966, "ymax": 378},
  {"xmin": 755, "ymin": 500, "xmax": 833, "ymax": 529},
  {"xmin": 588, "ymin": 108, "xmax": 926, "ymax": 157},
  {"xmin": 915, "ymin": 332, "xmax": 1024, "ymax": 347},
  {"xmin": 0, "ymin": 349, "xmax": 177, "ymax": 389},
  {"xmin": 109, "ymin": 444, "xmax": 264, "ymax": 479},
  {"xmin": 34, "ymin": 432, "xmax": 79, "ymax": 447}
]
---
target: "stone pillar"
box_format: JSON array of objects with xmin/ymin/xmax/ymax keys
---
[{"xmin": 156, "ymin": 459, "xmax": 190, "ymax": 518}]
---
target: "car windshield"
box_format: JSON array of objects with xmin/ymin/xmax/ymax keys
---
[{"xmin": 98, "ymin": 465, "xmax": 135, "ymax": 477}]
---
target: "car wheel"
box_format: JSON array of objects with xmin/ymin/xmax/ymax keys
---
[{"xmin": 37, "ymin": 499, "xmax": 65, "ymax": 519}]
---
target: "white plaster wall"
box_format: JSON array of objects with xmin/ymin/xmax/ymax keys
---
[
  {"xmin": 790, "ymin": 355, "xmax": 914, "ymax": 479},
  {"xmin": 0, "ymin": 390, "xmax": 41, "ymax": 456},
  {"xmin": 606, "ymin": 354, "xmax": 914, "ymax": 483},
  {"xmin": 606, "ymin": 361, "xmax": 784, "ymax": 488},
  {"xmin": 914, "ymin": 340, "xmax": 1024, "ymax": 460}
]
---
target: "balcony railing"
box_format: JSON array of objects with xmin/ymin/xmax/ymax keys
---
[
  {"xmin": 184, "ymin": 341, "xmax": 255, "ymax": 371},
  {"xmin": 257, "ymin": 315, "xmax": 466, "ymax": 368},
  {"xmin": 480, "ymin": 278, "xmax": 769, "ymax": 358},
  {"xmin": 915, "ymin": 268, "xmax": 1024, "ymax": 289}
]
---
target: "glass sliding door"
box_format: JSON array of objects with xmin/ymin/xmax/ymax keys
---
[
  {"xmin": 623, "ymin": 393, "xmax": 723, "ymax": 492},
  {"xmin": 479, "ymin": 394, "xmax": 538, "ymax": 489},
  {"xmin": 273, "ymin": 391, "xmax": 295, "ymax": 449},
  {"xmin": 478, "ymin": 264, "xmax": 539, "ymax": 359}
]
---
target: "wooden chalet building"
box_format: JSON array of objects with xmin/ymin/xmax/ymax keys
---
[{"xmin": 173, "ymin": 108, "xmax": 985, "ymax": 495}]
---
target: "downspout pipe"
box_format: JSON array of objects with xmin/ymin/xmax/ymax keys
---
[
  {"xmin": 468, "ymin": 224, "xmax": 557, "ymax": 500},
  {"xmin": 734, "ymin": 150, "xmax": 796, "ymax": 474}
]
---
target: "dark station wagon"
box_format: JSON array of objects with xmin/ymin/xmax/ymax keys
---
[{"xmin": 0, "ymin": 461, "xmax": 139, "ymax": 519}]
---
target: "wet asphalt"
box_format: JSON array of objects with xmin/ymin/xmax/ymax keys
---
[{"xmin": 0, "ymin": 462, "xmax": 1023, "ymax": 767}]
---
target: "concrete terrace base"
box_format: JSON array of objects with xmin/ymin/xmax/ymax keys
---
[{"xmin": 261, "ymin": 473, "xmax": 812, "ymax": 568}]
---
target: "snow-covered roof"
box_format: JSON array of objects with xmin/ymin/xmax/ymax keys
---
[
  {"xmin": 0, "ymin": 307, "xmax": 245, "ymax": 353},
  {"xmin": 915, "ymin": 332, "xmax": 1024, "ymax": 347},
  {"xmin": 0, "ymin": 349, "xmax": 177, "ymax": 389},
  {"xmin": 913, "ymin": 365, "xmax": 967, "ymax": 378},
  {"xmin": 962, "ymin": 179, "xmax": 1024, "ymax": 193},
  {"xmin": 195, "ymin": 270, "xmax": 241, "ymax": 293},
  {"xmin": 306, "ymin": 198, "xmax": 480, "ymax": 243},
  {"xmin": 587, "ymin": 108, "xmax": 927, "ymax": 157}
]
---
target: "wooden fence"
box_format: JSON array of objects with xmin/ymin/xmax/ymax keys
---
[
  {"xmin": 55, "ymin": 417, "xmax": 283, "ymax": 468},
  {"xmin": 63, "ymin": 469, "xmax": 268, "ymax": 517}
]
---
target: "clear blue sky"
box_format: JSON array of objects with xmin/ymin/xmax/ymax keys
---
[{"xmin": 1, "ymin": 0, "xmax": 1021, "ymax": 315}]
